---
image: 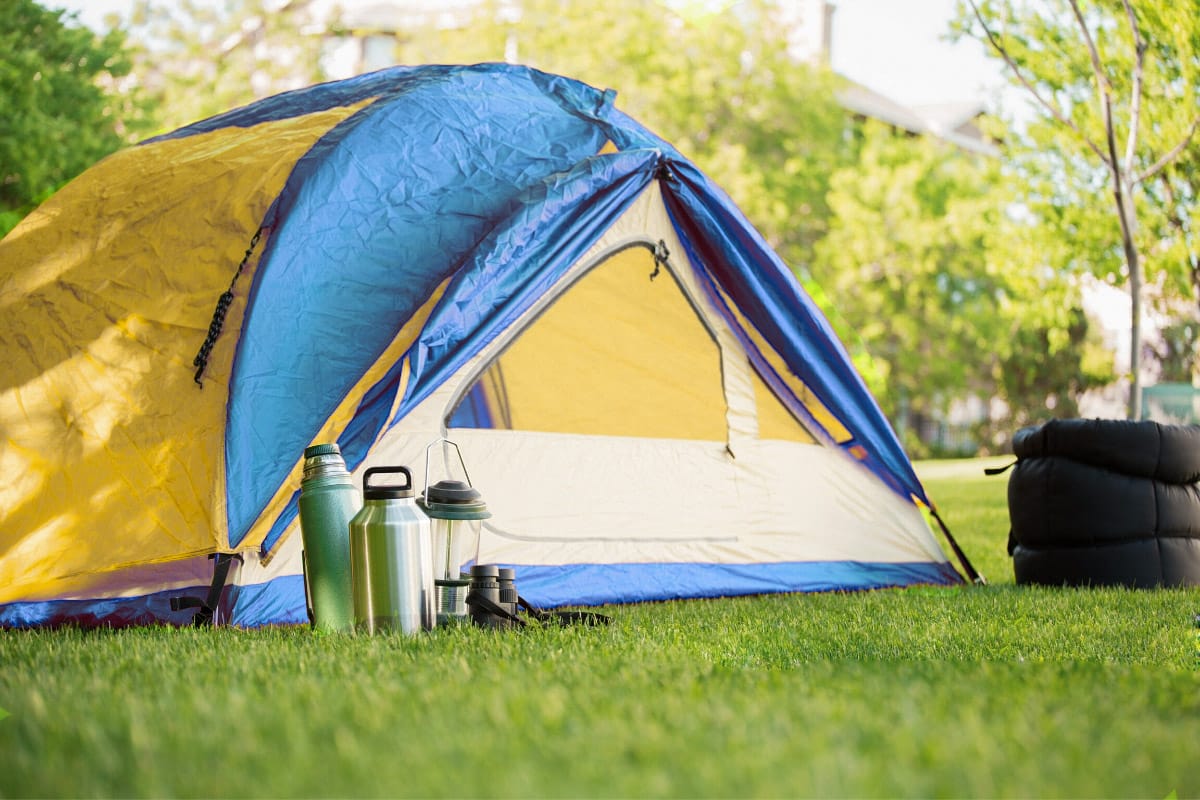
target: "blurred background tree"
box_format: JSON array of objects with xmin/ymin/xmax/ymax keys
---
[
  {"xmin": 125, "ymin": 0, "xmax": 329, "ymax": 132},
  {"xmin": 0, "ymin": 0, "xmax": 149, "ymax": 236},
  {"xmin": 957, "ymin": 0, "xmax": 1200, "ymax": 418},
  {"xmin": 810, "ymin": 119, "xmax": 1104, "ymax": 454}
]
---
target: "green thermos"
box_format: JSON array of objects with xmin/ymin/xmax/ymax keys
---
[{"xmin": 298, "ymin": 443, "xmax": 359, "ymax": 632}]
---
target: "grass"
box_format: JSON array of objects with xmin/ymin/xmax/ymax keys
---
[{"xmin": 1, "ymin": 457, "xmax": 1197, "ymax": 798}]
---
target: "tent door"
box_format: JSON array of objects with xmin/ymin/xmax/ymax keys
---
[{"xmin": 443, "ymin": 240, "xmax": 734, "ymax": 443}]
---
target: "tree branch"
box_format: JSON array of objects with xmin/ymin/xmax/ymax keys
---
[
  {"xmin": 1067, "ymin": 0, "xmax": 1128, "ymax": 226},
  {"xmin": 1136, "ymin": 114, "xmax": 1200, "ymax": 185},
  {"xmin": 217, "ymin": 0, "xmax": 314, "ymax": 58},
  {"xmin": 1120, "ymin": 0, "xmax": 1145, "ymax": 176},
  {"xmin": 1068, "ymin": 0, "xmax": 1143, "ymax": 418},
  {"xmin": 966, "ymin": 0, "xmax": 1110, "ymax": 165}
]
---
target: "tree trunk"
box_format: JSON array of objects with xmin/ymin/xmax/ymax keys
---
[
  {"xmin": 1128, "ymin": 249, "xmax": 1143, "ymax": 419},
  {"xmin": 1120, "ymin": 174, "xmax": 1142, "ymax": 420}
]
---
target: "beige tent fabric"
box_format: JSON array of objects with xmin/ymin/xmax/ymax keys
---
[{"xmin": 353, "ymin": 183, "xmax": 948, "ymax": 572}]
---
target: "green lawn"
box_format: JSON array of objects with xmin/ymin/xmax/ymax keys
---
[{"xmin": 1, "ymin": 457, "xmax": 1197, "ymax": 798}]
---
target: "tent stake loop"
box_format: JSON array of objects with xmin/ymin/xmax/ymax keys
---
[
  {"xmin": 169, "ymin": 553, "xmax": 243, "ymax": 626},
  {"xmin": 649, "ymin": 239, "xmax": 670, "ymax": 281}
]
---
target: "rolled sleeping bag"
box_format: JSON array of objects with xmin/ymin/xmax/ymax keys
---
[
  {"xmin": 1008, "ymin": 456, "xmax": 1200, "ymax": 548},
  {"xmin": 1012, "ymin": 418, "xmax": 1200, "ymax": 484},
  {"xmin": 1012, "ymin": 538, "xmax": 1200, "ymax": 588}
]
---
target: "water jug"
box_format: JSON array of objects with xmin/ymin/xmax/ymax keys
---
[
  {"xmin": 349, "ymin": 466, "xmax": 435, "ymax": 634},
  {"xmin": 297, "ymin": 443, "xmax": 359, "ymax": 632}
]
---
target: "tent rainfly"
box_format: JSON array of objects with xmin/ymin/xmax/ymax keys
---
[{"xmin": 0, "ymin": 64, "xmax": 977, "ymax": 628}]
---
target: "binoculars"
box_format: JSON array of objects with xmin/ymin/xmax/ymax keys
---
[
  {"xmin": 465, "ymin": 564, "xmax": 522, "ymax": 629},
  {"xmin": 462, "ymin": 564, "xmax": 610, "ymax": 629}
]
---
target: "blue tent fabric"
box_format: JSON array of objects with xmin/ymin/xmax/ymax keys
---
[
  {"xmin": 255, "ymin": 149, "xmax": 660, "ymax": 553},
  {"xmin": 513, "ymin": 561, "xmax": 962, "ymax": 608},
  {"xmin": 661, "ymin": 161, "xmax": 926, "ymax": 502},
  {"xmin": 209, "ymin": 63, "xmax": 932, "ymax": 554},
  {"xmin": 227, "ymin": 69, "xmax": 666, "ymax": 548}
]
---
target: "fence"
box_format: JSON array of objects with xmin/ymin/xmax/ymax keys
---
[{"xmin": 1141, "ymin": 383, "xmax": 1200, "ymax": 424}]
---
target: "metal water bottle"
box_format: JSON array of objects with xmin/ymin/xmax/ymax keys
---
[
  {"xmin": 349, "ymin": 466, "xmax": 435, "ymax": 635},
  {"xmin": 297, "ymin": 443, "xmax": 359, "ymax": 632}
]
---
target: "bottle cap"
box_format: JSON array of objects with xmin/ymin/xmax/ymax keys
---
[{"xmin": 304, "ymin": 443, "xmax": 341, "ymax": 458}]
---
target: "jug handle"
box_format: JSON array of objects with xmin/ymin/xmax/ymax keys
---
[{"xmin": 363, "ymin": 465, "xmax": 413, "ymax": 492}]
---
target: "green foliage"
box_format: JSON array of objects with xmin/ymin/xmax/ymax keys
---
[
  {"xmin": 0, "ymin": 0, "xmax": 147, "ymax": 237},
  {"xmin": 956, "ymin": 0, "xmax": 1200, "ymax": 368},
  {"xmin": 812, "ymin": 113, "xmax": 1126, "ymax": 444},
  {"xmin": 126, "ymin": 0, "xmax": 330, "ymax": 132},
  {"xmin": 812, "ymin": 121, "xmax": 1078, "ymax": 433},
  {"xmin": 1, "ymin": 460, "xmax": 1198, "ymax": 797},
  {"xmin": 1151, "ymin": 321, "xmax": 1200, "ymax": 383},
  {"xmin": 985, "ymin": 305, "xmax": 1116, "ymax": 443}
]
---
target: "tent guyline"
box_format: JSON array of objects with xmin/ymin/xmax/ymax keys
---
[{"xmin": 193, "ymin": 225, "xmax": 264, "ymax": 386}]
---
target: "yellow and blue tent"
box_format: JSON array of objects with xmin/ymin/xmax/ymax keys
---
[{"xmin": 0, "ymin": 64, "xmax": 975, "ymax": 628}]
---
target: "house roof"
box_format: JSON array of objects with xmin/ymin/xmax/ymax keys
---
[{"xmin": 837, "ymin": 81, "xmax": 998, "ymax": 156}]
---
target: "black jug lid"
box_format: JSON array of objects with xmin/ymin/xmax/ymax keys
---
[{"xmin": 362, "ymin": 466, "xmax": 414, "ymax": 500}]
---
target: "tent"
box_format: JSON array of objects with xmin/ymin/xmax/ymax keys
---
[{"xmin": 0, "ymin": 64, "xmax": 974, "ymax": 628}]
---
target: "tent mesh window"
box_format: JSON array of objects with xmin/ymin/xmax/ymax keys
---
[
  {"xmin": 446, "ymin": 245, "xmax": 827, "ymax": 446},
  {"xmin": 447, "ymin": 247, "xmax": 727, "ymax": 440}
]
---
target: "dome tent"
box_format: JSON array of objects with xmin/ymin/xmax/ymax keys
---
[{"xmin": 0, "ymin": 64, "xmax": 974, "ymax": 628}]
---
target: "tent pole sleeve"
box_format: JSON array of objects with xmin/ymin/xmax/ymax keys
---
[{"xmin": 930, "ymin": 508, "xmax": 986, "ymax": 585}]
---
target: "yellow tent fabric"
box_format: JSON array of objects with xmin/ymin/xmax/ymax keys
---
[{"xmin": 0, "ymin": 105, "xmax": 361, "ymax": 604}]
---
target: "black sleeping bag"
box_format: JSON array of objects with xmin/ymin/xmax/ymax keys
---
[
  {"xmin": 1006, "ymin": 419, "xmax": 1200, "ymax": 588},
  {"xmin": 1012, "ymin": 418, "xmax": 1200, "ymax": 484},
  {"xmin": 1008, "ymin": 456, "xmax": 1200, "ymax": 548},
  {"xmin": 1012, "ymin": 539, "xmax": 1200, "ymax": 588}
]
